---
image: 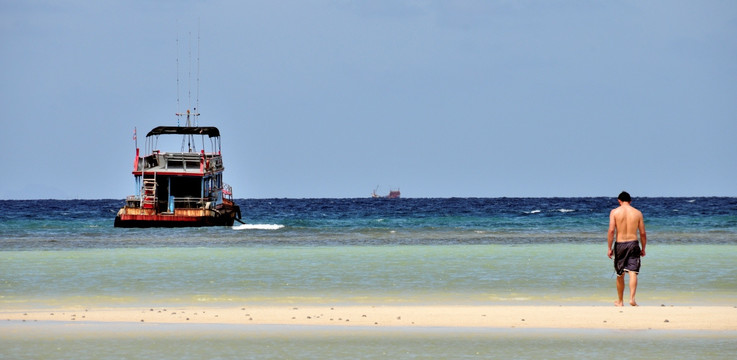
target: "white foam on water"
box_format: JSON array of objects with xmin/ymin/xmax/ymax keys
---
[{"xmin": 232, "ymin": 224, "xmax": 285, "ymax": 230}]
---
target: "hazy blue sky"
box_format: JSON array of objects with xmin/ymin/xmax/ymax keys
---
[{"xmin": 1, "ymin": 1, "xmax": 735, "ymax": 199}]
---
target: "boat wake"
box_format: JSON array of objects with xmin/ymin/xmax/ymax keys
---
[{"xmin": 232, "ymin": 224, "xmax": 285, "ymax": 230}]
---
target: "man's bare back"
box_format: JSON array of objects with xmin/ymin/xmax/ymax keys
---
[
  {"xmin": 607, "ymin": 191, "xmax": 647, "ymax": 306},
  {"xmin": 609, "ymin": 205, "xmax": 645, "ymax": 243}
]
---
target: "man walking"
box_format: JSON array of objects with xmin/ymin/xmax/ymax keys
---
[{"xmin": 607, "ymin": 191, "xmax": 647, "ymax": 306}]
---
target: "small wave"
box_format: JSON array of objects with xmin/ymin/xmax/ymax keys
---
[
  {"xmin": 529, "ymin": 210, "xmax": 541, "ymax": 214},
  {"xmin": 558, "ymin": 209, "xmax": 575, "ymax": 213},
  {"xmin": 232, "ymin": 224, "xmax": 285, "ymax": 230}
]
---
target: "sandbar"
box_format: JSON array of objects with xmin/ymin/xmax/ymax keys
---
[{"xmin": 3, "ymin": 305, "xmax": 736, "ymax": 330}]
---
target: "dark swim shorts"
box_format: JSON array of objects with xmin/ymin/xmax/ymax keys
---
[{"xmin": 614, "ymin": 240, "xmax": 641, "ymax": 276}]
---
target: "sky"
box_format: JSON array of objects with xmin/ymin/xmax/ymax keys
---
[{"xmin": 1, "ymin": 0, "xmax": 735, "ymax": 199}]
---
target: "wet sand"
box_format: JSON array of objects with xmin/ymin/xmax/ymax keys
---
[{"xmin": 3, "ymin": 305, "xmax": 736, "ymax": 330}]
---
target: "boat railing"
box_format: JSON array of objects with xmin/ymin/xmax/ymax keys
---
[
  {"xmin": 137, "ymin": 152, "xmax": 223, "ymax": 172},
  {"xmin": 124, "ymin": 196, "xmax": 212, "ymax": 210},
  {"xmin": 171, "ymin": 196, "xmax": 209, "ymax": 209},
  {"xmin": 125, "ymin": 195, "xmax": 140, "ymax": 208},
  {"xmin": 222, "ymin": 184, "xmax": 233, "ymax": 201}
]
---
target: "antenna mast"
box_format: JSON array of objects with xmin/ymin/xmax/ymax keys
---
[
  {"xmin": 176, "ymin": 31, "xmax": 180, "ymax": 126},
  {"xmin": 175, "ymin": 28, "xmax": 200, "ymax": 152},
  {"xmin": 187, "ymin": 30, "xmax": 192, "ymax": 125},
  {"xmin": 196, "ymin": 19, "xmax": 200, "ymax": 124}
]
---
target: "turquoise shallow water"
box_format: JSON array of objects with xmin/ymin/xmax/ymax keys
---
[
  {"xmin": 2, "ymin": 324, "xmax": 736, "ymax": 360},
  {"xmin": 2, "ymin": 244, "xmax": 735, "ymax": 307}
]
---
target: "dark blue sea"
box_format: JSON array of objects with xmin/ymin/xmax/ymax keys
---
[{"xmin": 1, "ymin": 197, "xmax": 735, "ymax": 249}]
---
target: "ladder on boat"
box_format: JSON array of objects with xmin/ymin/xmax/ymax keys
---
[{"xmin": 141, "ymin": 174, "xmax": 157, "ymax": 209}]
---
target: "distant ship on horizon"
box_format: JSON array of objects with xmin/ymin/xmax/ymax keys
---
[{"xmin": 372, "ymin": 186, "xmax": 400, "ymax": 199}]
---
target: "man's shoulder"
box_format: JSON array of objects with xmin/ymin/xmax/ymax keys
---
[{"xmin": 627, "ymin": 206, "xmax": 644, "ymax": 220}]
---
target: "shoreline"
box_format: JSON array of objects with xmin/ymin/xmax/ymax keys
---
[{"xmin": 3, "ymin": 305, "xmax": 736, "ymax": 331}]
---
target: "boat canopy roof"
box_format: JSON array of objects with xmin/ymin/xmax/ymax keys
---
[{"xmin": 146, "ymin": 126, "xmax": 221, "ymax": 138}]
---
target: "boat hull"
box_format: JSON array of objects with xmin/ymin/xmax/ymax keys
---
[{"xmin": 114, "ymin": 204, "xmax": 241, "ymax": 228}]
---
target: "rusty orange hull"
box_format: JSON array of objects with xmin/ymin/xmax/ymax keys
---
[{"xmin": 114, "ymin": 203, "xmax": 240, "ymax": 228}]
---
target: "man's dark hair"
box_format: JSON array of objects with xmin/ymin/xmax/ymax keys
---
[{"xmin": 618, "ymin": 191, "xmax": 632, "ymax": 202}]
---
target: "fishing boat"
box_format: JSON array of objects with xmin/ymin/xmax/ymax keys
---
[
  {"xmin": 114, "ymin": 110, "xmax": 242, "ymax": 227},
  {"xmin": 372, "ymin": 187, "xmax": 401, "ymax": 199}
]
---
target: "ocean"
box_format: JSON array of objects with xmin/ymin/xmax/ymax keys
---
[{"xmin": 1, "ymin": 197, "xmax": 736, "ymax": 359}]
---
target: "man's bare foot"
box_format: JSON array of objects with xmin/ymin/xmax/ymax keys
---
[
  {"xmin": 614, "ymin": 300, "xmax": 624, "ymax": 307},
  {"xmin": 629, "ymin": 301, "xmax": 638, "ymax": 306}
]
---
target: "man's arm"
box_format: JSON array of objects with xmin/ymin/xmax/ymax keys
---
[
  {"xmin": 607, "ymin": 210, "xmax": 616, "ymax": 259},
  {"xmin": 638, "ymin": 216, "xmax": 647, "ymax": 257}
]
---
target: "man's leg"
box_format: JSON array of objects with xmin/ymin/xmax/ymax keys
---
[
  {"xmin": 628, "ymin": 271, "xmax": 638, "ymax": 306},
  {"xmin": 615, "ymin": 274, "xmax": 625, "ymax": 306}
]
